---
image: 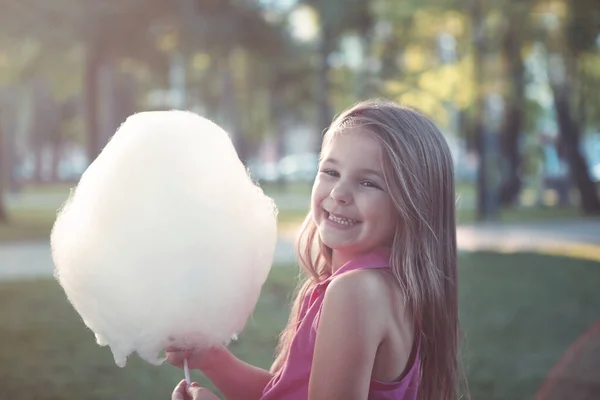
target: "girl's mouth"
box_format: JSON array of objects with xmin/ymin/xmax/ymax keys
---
[{"xmin": 326, "ymin": 211, "xmax": 359, "ymax": 226}]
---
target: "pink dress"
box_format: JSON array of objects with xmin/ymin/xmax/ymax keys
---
[{"xmin": 261, "ymin": 248, "xmax": 421, "ymax": 399}]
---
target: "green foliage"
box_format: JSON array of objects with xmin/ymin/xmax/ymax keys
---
[{"xmin": 0, "ymin": 0, "xmax": 598, "ymax": 195}]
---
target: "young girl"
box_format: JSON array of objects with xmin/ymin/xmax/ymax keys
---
[{"xmin": 167, "ymin": 99, "xmax": 462, "ymax": 400}]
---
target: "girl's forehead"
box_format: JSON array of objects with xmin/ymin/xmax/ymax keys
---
[
  {"xmin": 320, "ymin": 130, "xmax": 384, "ymax": 168},
  {"xmin": 323, "ymin": 129, "xmax": 381, "ymax": 154}
]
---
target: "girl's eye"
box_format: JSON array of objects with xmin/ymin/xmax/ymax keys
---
[
  {"xmin": 362, "ymin": 180, "xmax": 381, "ymax": 189},
  {"xmin": 321, "ymin": 169, "xmax": 339, "ymax": 177}
]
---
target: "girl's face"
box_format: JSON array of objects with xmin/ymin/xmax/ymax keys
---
[{"xmin": 312, "ymin": 130, "xmax": 397, "ymax": 264}]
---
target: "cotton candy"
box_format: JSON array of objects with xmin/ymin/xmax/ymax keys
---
[{"xmin": 50, "ymin": 110, "xmax": 278, "ymax": 367}]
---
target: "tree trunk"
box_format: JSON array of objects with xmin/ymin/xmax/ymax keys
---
[
  {"xmin": 7, "ymin": 119, "xmax": 20, "ymax": 192},
  {"xmin": 472, "ymin": 0, "xmax": 504, "ymax": 220},
  {"xmin": 316, "ymin": 21, "xmax": 333, "ymax": 150},
  {"xmin": 219, "ymin": 53, "xmax": 249, "ymax": 163},
  {"xmin": 32, "ymin": 146, "xmax": 44, "ymax": 183},
  {"xmin": 551, "ymin": 84, "xmax": 600, "ymax": 214},
  {"xmin": 499, "ymin": 20, "xmax": 525, "ymax": 206},
  {"xmin": 49, "ymin": 134, "xmax": 63, "ymax": 182},
  {"xmin": 471, "ymin": 0, "xmax": 491, "ymax": 220},
  {"xmin": 85, "ymin": 44, "xmax": 102, "ymax": 164},
  {"xmin": 269, "ymin": 78, "xmax": 287, "ymax": 189},
  {"xmin": 30, "ymin": 78, "xmax": 57, "ymax": 183},
  {"xmin": 0, "ymin": 113, "xmax": 8, "ymax": 222},
  {"xmin": 380, "ymin": 34, "xmax": 401, "ymax": 81}
]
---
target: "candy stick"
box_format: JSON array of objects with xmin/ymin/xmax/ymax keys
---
[{"xmin": 184, "ymin": 358, "xmax": 191, "ymax": 386}]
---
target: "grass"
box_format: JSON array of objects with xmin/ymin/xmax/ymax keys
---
[
  {"xmin": 0, "ymin": 266, "xmax": 299, "ymax": 400},
  {"xmin": 459, "ymin": 253, "xmax": 600, "ymax": 399},
  {"xmin": 457, "ymin": 205, "xmax": 583, "ymax": 224},
  {"xmin": 0, "ymin": 209, "xmax": 58, "ymax": 243},
  {"xmin": 0, "ymin": 253, "xmax": 599, "ymax": 399}
]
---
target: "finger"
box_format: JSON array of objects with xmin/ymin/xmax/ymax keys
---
[
  {"xmin": 171, "ymin": 380, "xmax": 189, "ymax": 400},
  {"xmin": 187, "ymin": 385, "xmax": 215, "ymax": 400},
  {"xmin": 167, "ymin": 349, "xmax": 196, "ymax": 368},
  {"xmin": 166, "ymin": 352, "xmax": 185, "ymax": 368},
  {"xmin": 165, "ymin": 349, "xmax": 198, "ymax": 369}
]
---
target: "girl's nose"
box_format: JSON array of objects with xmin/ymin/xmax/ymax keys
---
[{"xmin": 330, "ymin": 183, "xmax": 351, "ymax": 205}]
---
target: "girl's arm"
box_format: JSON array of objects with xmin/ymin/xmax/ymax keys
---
[
  {"xmin": 308, "ymin": 271, "xmax": 393, "ymax": 400},
  {"xmin": 166, "ymin": 345, "xmax": 273, "ymax": 400}
]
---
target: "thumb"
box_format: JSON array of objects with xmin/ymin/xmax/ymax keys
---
[
  {"xmin": 186, "ymin": 383, "xmax": 208, "ymax": 399},
  {"xmin": 171, "ymin": 380, "xmax": 189, "ymax": 400},
  {"xmin": 172, "ymin": 393, "xmax": 186, "ymax": 400}
]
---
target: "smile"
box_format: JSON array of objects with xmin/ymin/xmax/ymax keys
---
[{"xmin": 327, "ymin": 212, "xmax": 359, "ymax": 226}]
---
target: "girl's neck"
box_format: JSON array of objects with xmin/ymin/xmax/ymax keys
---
[
  {"xmin": 330, "ymin": 246, "xmax": 392, "ymax": 274},
  {"xmin": 331, "ymin": 250, "xmax": 352, "ymax": 273}
]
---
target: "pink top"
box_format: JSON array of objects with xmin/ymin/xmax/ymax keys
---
[{"xmin": 261, "ymin": 248, "xmax": 421, "ymax": 400}]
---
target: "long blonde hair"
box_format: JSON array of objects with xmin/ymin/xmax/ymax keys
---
[{"xmin": 271, "ymin": 99, "xmax": 463, "ymax": 399}]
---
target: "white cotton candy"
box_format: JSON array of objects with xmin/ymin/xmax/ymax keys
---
[{"xmin": 50, "ymin": 110, "xmax": 278, "ymax": 368}]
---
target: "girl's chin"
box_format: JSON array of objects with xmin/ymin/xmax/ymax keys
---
[{"xmin": 319, "ymin": 233, "xmax": 355, "ymax": 251}]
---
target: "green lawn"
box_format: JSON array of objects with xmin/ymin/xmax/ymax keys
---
[
  {"xmin": 456, "ymin": 205, "xmax": 582, "ymax": 224},
  {"xmin": 0, "ymin": 209, "xmax": 58, "ymax": 243},
  {"xmin": 0, "ymin": 253, "xmax": 599, "ymax": 399},
  {"xmin": 459, "ymin": 253, "xmax": 600, "ymax": 399}
]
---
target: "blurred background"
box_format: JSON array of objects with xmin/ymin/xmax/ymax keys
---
[{"xmin": 0, "ymin": 0, "xmax": 599, "ymax": 399}]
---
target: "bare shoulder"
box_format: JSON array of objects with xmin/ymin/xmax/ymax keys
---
[
  {"xmin": 310, "ymin": 268, "xmax": 413, "ymax": 395},
  {"xmin": 326, "ymin": 268, "xmax": 404, "ymax": 316},
  {"xmin": 310, "ymin": 268, "xmax": 404, "ymax": 397}
]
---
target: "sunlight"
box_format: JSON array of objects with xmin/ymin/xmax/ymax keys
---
[
  {"xmin": 403, "ymin": 45, "xmax": 429, "ymax": 72},
  {"xmin": 288, "ymin": 5, "xmax": 318, "ymax": 42}
]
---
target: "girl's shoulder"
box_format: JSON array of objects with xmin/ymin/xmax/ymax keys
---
[
  {"xmin": 330, "ymin": 265, "xmax": 400, "ymax": 295},
  {"xmin": 326, "ymin": 268, "xmax": 405, "ymax": 319},
  {"xmin": 329, "ymin": 267, "xmax": 391, "ymax": 292}
]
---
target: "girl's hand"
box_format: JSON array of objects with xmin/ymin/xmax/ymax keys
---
[
  {"xmin": 165, "ymin": 345, "xmax": 226, "ymax": 371},
  {"xmin": 171, "ymin": 380, "xmax": 220, "ymax": 400}
]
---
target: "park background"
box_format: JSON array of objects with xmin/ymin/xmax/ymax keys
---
[{"xmin": 0, "ymin": 0, "xmax": 599, "ymax": 399}]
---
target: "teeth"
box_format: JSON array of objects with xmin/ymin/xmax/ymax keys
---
[{"xmin": 328, "ymin": 213, "xmax": 357, "ymax": 226}]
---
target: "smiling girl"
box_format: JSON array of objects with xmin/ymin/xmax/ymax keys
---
[{"xmin": 168, "ymin": 99, "xmax": 464, "ymax": 400}]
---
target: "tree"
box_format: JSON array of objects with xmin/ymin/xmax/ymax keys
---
[
  {"xmin": 1, "ymin": 0, "xmax": 288, "ymax": 163},
  {"xmin": 0, "ymin": 0, "xmax": 172, "ymax": 161},
  {"xmin": 498, "ymin": 2, "xmax": 529, "ymax": 206},
  {"xmin": 178, "ymin": 0, "xmax": 288, "ymax": 161},
  {"xmin": 298, "ymin": 0, "xmax": 376, "ymax": 144},
  {"xmin": 542, "ymin": 0, "xmax": 600, "ymax": 214},
  {"xmin": 470, "ymin": 0, "xmax": 501, "ymax": 220},
  {"xmin": 0, "ymin": 112, "xmax": 7, "ymax": 222}
]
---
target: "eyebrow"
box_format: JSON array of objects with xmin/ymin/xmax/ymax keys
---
[{"xmin": 322, "ymin": 158, "xmax": 384, "ymax": 180}]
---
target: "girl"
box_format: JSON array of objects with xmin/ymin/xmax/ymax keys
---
[{"xmin": 167, "ymin": 99, "xmax": 463, "ymax": 399}]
